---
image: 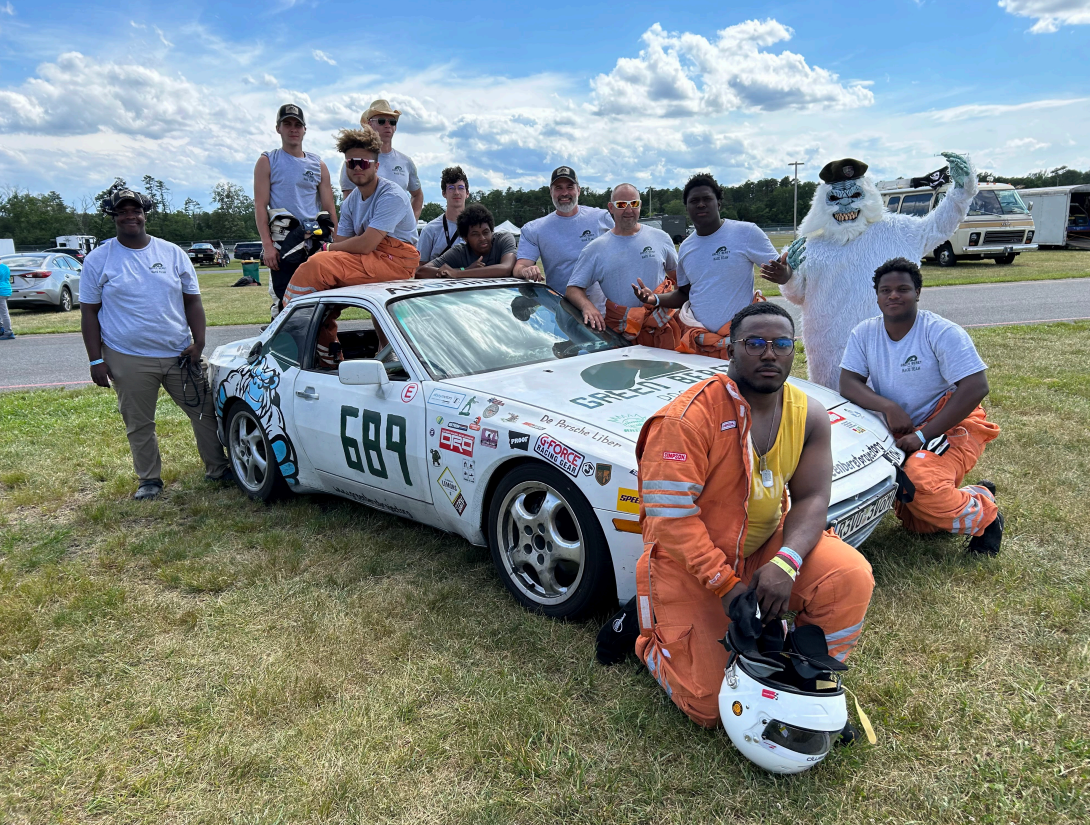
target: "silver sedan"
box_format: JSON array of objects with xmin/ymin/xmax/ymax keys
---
[{"xmin": 3, "ymin": 253, "xmax": 83, "ymax": 312}]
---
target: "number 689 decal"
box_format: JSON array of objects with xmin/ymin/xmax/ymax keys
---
[{"xmin": 340, "ymin": 405, "xmax": 412, "ymax": 485}]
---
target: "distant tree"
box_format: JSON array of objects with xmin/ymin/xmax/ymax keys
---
[{"xmin": 420, "ymin": 202, "xmax": 443, "ymax": 222}]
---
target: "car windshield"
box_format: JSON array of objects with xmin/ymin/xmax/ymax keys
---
[
  {"xmin": 2, "ymin": 255, "xmax": 49, "ymax": 268},
  {"xmin": 994, "ymin": 189, "xmax": 1029, "ymax": 214},
  {"xmin": 388, "ymin": 283, "xmax": 628, "ymax": 380},
  {"xmin": 969, "ymin": 189, "xmax": 1029, "ymax": 216}
]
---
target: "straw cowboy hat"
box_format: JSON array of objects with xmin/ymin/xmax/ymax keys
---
[{"xmin": 361, "ymin": 99, "xmax": 401, "ymax": 125}]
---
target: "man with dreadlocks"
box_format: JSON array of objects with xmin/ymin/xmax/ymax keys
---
[{"xmin": 759, "ymin": 152, "xmax": 977, "ymax": 390}]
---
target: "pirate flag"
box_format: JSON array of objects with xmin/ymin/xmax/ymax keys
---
[{"xmin": 910, "ymin": 166, "xmax": 951, "ymax": 190}]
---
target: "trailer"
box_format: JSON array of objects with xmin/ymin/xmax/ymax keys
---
[
  {"xmin": 55, "ymin": 235, "xmax": 98, "ymax": 256},
  {"xmin": 1016, "ymin": 185, "xmax": 1090, "ymax": 249}
]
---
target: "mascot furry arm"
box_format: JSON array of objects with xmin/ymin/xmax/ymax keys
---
[{"xmin": 780, "ymin": 152, "xmax": 978, "ymax": 389}]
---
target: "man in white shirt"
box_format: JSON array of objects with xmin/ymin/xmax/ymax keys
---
[
  {"xmin": 417, "ymin": 166, "xmax": 468, "ymax": 263},
  {"xmin": 839, "ymin": 257, "xmax": 1003, "ymax": 555},
  {"xmin": 79, "ymin": 188, "xmax": 229, "ymax": 500},
  {"xmin": 514, "ymin": 166, "xmax": 613, "ymax": 301},
  {"xmin": 338, "ymin": 99, "xmax": 424, "ymax": 220}
]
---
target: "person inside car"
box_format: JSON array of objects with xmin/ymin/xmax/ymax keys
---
[
  {"xmin": 415, "ymin": 204, "xmax": 518, "ymax": 279},
  {"xmin": 634, "ymin": 302, "xmax": 874, "ymax": 729}
]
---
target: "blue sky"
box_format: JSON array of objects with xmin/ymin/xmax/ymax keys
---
[{"xmin": 0, "ymin": 0, "xmax": 1088, "ymax": 207}]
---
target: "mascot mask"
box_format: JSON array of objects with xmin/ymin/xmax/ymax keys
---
[{"xmin": 797, "ymin": 157, "xmax": 884, "ymax": 246}]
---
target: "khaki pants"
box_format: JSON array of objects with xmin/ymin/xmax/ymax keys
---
[{"xmin": 102, "ymin": 345, "xmax": 228, "ymax": 483}]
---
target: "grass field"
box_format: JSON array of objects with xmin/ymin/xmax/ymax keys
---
[
  {"xmin": 2, "ymin": 321, "xmax": 1088, "ymax": 823},
  {"xmin": 8, "ymin": 249, "xmax": 1090, "ymax": 335}
]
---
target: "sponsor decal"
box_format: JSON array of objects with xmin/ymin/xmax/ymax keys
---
[
  {"xmin": 440, "ymin": 428, "xmax": 474, "ymax": 457},
  {"xmin": 611, "ymin": 615, "xmax": 625, "ymax": 632},
  {"xmin": 430, "ymin": 449, "xmax": 441, "ymax": 467},
  {"xmin": 401, "ymin": 383, "xmax": 419, "ymax": 403},
  {"xmin": 509, "ymin": 431, "xmax": 530, "ymax": 451},
  {"xmin": 608, "ymin": 413, "xmax": 646, "ymax": 434},
  {"xmin": 617, "ymin": 488, "xmax": 640, "ymax": 514},
  {"xmin": 481, "ymin": 428, "xmax": 498, "ymax": 448},
  {"xmin": 581, "ymin": 461, "xmax": 594, "ymax": 476},
  {"xmin": 523, "ymin": 422, "xmax": 546, "ymax": 430},
  {"xmin": 436, "ymin": 467, "xmax": 467, "ymax": 516},
  {"xmin": 435, "ymin": 415, "xmax": 444, "ymax": 424},
  {"xmin": 828, "ymin": 411, "xmax": 846, "ymax": 425},
  {"xmin": 462, "ymin": 459, "xmax": 475, "ymax": 483},
  {"xmin": 833, "ymin": 442, "xmax": 885, "ymax": 477},
  {"xmin": 663, "ymin": 451, "xmax": 687, "ymax": 462},
  {"xmin": 595, "ymin": 464, "xmax": 612, "ymax": 485},
  {"xmin": 445, "ymin": 421, "xmax": 469, "ymax": 432},
  {"xmin": 842, "ymin": 420, "xmax": 868, "ymax": 434},
  {"xmin": 761, "ymin": 688, "xmax": 778, "ymax": 700},
  {"xmin": 331, "ymin": 486, "xmax": 413, "ymax": 518},
  {"xmin": 502, "ymin": 412, "xmax": 519, "ymax": 423},
  {"xmin": 721, "ymin": 420, "xmax": 737, "ymax": 431},
  {"xmin": 458, "ymin": 396, "xmax": 478, "ymax": 416},
  {"xmin": 534, "ymin": 433, "xmax": 586, "ymax": 477},
  {"xmin": 731, "ymin": 700, "xmax": 743, "ymax": 717},
  {"xmin": 469, "ymin": 416, "xmax": 482, "ymax": 431},
  {"xmin": 570, "ymin": 362, "xmax": 729, "ymax": 410},
  {"xmin": 429, "ymin": 428, "xmax": 435, "ymax": 437},
  {"xmin": 429, "ymin": 389, "xmax": 465, "ymax": 409},
  {"xmin": 483, "ymin": 398, "xmax": 504, "ymax": 418}
]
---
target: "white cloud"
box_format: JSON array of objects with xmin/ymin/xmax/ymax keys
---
[
  {"xmin": 998, "ymin": 0, "xmax": 1090, "ymax": 33},
  {"xmin": 927, "ymin": 97, "xmax": 1089, "ymax": 121},
  {"xmin": 1006, "ymin": 138, "xmax": 1050, "ymax": 150},
  {"xmin": 1, "ymin": 3, "xmax": 14, "ymax": 15},
  {"xmin": 591, "ymin": 21, "xmax": 874, "ymax": 116},
  {"xmin": 312, "ymin": 49, "xmax": 336, "ymax": 66}
]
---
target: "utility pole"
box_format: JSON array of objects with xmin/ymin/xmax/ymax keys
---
[
  {"xmin": 646, "ymin": 186, "xmax": 653, "ymax": 217},
  {"xmin": 788, "ymin": 161, "xmax": 805, "ymax": 238}
]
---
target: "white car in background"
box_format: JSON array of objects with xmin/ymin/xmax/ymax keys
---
[{"xmin": 208, "ymin": 279, "xmax": 900, "ymax": 619}]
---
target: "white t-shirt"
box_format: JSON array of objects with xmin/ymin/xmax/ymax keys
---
[
  {"xmin": 339, "ymin": 148, "xmax": 421, "ymax": 194},
  {"xmin": 676, "ymin": 220, "xmax": 777, "ymax": 332},
  {"xmin": 78, "ymin": 237, "xmax": 200, "ymax": 358},
  {"xmin": 840, "ymin": 310, "xmax": 988, "ymax": 426},
  {"xmin": 417, "ymin": 213, "xmax": 464, "ymax": 262},
  {"xmin": 337, "ymin": 178, "xmax": 419, "ymax": 244},
  {"xmin": 569, "ymin": 226, "xmax": 678, "ymax": 307},
  {"xmin": 517, "ymin": 206, "xmax": 614, "ymax": 311}
]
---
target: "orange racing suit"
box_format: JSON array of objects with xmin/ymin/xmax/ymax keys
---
[{"xmin": 284, "ymin": 236, "xmax": 418, "ymax": 304}]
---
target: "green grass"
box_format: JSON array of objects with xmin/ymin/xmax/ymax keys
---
[{"xmin": 2, "ymin": 322, "xmax": 1089, "ymax": 822}]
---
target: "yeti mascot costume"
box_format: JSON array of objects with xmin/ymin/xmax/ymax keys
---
[{"xmin": 781, "ymin": 151, "xmax": 977, "ymax": 389}]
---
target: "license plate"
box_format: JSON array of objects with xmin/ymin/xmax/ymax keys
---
[
  {"xmin": 188, "ymin": 253, "xmax": 196, "ymax": 257},
  {"xmin": 832, "ymin": 488, "xmax": 896, "ymax": 538}
]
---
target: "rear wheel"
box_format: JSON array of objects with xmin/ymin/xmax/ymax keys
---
[
  {"xmin": 936, "ymin": 243, "xmax": 957, "ymax": 267},
  {"xmin": 56, "ymin": 286, "xmax": 73, "ymax": 312},
  {"xmin": 672, "ymin": 234, "xmax": 685, "ymax": 245},
  {"xmin": 226, "ymin": 404, "xmax": 289, "ymax": 502},
  {"xmin": 994, "ymin": 253, "xmax": 1016, "ymax": 265},
  {"xmin": 487, "ymin": 463, "xmax": 612, "ymax": 619}
]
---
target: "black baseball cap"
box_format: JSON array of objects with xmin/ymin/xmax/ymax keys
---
[
  {"xmin": 277, "ymin": 103, "xmax": 306, "ymax": 126},
  {"xmin": 550, "ymin": 165, "xmax": 578, "ymax": 185}
]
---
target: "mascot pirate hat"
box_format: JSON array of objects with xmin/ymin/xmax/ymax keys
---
[{"xmin": 819, "ymin": 158, "xmax": 869, "ymax": 184}]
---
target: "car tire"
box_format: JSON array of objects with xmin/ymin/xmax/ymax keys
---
[
  {"xmin": 56, "ymin": 286, "xmax": 73, "ymax": 312},
  {"xmin": 994, "ymin": 253, "xmax": 1016, "ymax": 265},
  {"xmin": 226, "ymin": 404, "xmax": 290, "ymax": 502},
  {"xmin": 936, "ymin": 243, "xmax": 957, "ymax": 267},
  {"xmin": 487, "ymin": 463, "xmax": 613, "ymax": 619},
  {"xmin": 672, "ymin": 234, "xmax": 685, "ymax": 245}
]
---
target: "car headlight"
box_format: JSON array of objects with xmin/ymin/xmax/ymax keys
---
[{"xmin": 1026, "ymin": 231, "xmax": 1034, "ymax": 243}]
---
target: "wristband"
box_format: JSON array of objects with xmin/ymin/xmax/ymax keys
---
[
  {"xmin": 915, "ymin": 430, "xmax": 927, "ymax": 446},
  {"xmin": 89, "ymin": 358, "xmax": 104, "ymax": 367},
  {"xmin": 652, "ymin": 293, "xmax": 660, "ymax": 306},
  {"xmin": 769, "ymin": 555, "xmax": 798, "ymax": 581},
  {"xmin": 777, "ymin": 547, "xmax": 803, "ymax": 571}
]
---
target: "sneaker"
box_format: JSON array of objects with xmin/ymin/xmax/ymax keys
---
[
  {"xmin": 134, "ymin": 480, "xmax": 164, "ymax": 500},
  {"xmin": 0, "ymin": 330, "xmax": 14, "ymax": 340},
  {"xmin": 205, "ymin": 468, "xmax": 235, "ymax": 485},
  {"xmin": 967, "ymin": 481, "xmax": 1003, "ymax": 556}
]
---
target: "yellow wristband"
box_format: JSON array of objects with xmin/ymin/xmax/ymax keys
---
[{"xmin": 769, "ymin": 555, "xmax": 798, "ymax": 581}]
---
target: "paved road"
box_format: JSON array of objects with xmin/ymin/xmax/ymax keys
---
[{"xmin": 2, "ymin": 278, "xmax": 1089, "ymax": 392}]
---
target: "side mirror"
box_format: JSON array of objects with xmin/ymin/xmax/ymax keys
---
[
  {"xmin": 1027, "ymin": 202, "xmax": 1034, "ymax": 212},
  {"xmin": 339, "ymin": 359, "xmax": 390, "ymax": 387}
]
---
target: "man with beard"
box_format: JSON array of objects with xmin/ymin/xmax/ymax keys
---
[
  {"xmin": 760, "ymin": 152, "xmax": 977, "ymax": 390},
  {"xmin": 417, "ymin": 166, "xmax": 469, "ymax": 263},
  {"xmin": 514, "ymin": 166, "xmax": 614, "ymax": 311},
  {"xmin": 633, "ymin": 173, "xmax": 778, "ymax": 356},
  {"xmin": 840, "ymin": 258, "xmax": 1002, "ymax": 554},
  {"xmin": 338, "ymin": 99, "xmax": 424, "ymax": 219},
  {"xmin": 415, "ymin": 204, "xmax": 519, "ymax": 279},
  {"xmin": 632, "ymin": 302, "xmax": 874, "ymax": 728}
]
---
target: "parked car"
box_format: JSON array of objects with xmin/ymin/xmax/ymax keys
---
[
  {"xmin": 42, "ymin": 246, "xmax": 87, "ymax": 263},
  {"xmin": 2, "ymin": 252, "xmax": 83, "ymax": 312},
  {"xmin": 188, "ymin": 240, "xmax": 229, "ymax": 267},
  {"xmin": 208, "ymin": 279, "xmax": 901, "ymax": 619},
  {"xmin": 233, "ymin": 241, "xmax": 264, "ymax": 264}
]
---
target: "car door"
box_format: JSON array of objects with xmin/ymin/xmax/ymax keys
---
[
  {"xmin": 63, "ymin": 255, "xmax": 81, "ymax": 297},
  {"xmin": 291, "ymin": 299, "xmax": 432, "ymax": 505}
]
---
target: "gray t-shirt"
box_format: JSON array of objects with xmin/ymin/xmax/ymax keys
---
[
  {"xmin": 429, "ymin": 232, "xmax": 516, "ymax": 268},
  {"xmin": 676, "ymin": 219, "xmax": 777, "ymax": 331},
  {"xmin": 337, "ymin": 178, "xmax": 419, "ymax": 244},
  {"xmin": 840, "ymin": 310, "xmax": 988, "ymax": 426},
  {"xmin": 569, "ymin": 226, "xmax": 678, "ymax": 308},
  {"xmin": 418, "ymin": 213, "xmax": 464, "ymax": 262},
  {"xmin": 79, "ymin": 237, "xmax": 199, "ymax": 359},
  {"xmin": 339, "ymin": 148, "xmax": 421, "ymax": 194},
  {"xmin": 517, "ymin": 207, "xmax": 614, "ymax": 308},
  {"xmin": 263, "ymin": 149, "xmax": 323, "ymax": 222}
]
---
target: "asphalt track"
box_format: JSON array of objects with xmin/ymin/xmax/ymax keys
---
[{"xmin": 2, "ymin": 277, "xmax": 1088, "ymax": 392}]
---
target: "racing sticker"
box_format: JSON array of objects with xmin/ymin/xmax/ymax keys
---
[
  {"xmin": 534, "ymin": 433, "xmax": 585, "ymax": 477},
  {"xmin": 481, "ymin": 428, "xmax": 498, "ymax": 448},
  {"xmin": 440, "ymin": 428, "xmax": 474, "ymax": 457},
  {"xmin": 828, "ymin": 411, "xmax": 846, "ymax": 425},
  {"xmin": 401, "ymin": 383, "xmax": 419, "ymax": 403},
  {"xmin": 458, "ymin": 396, "xmax": 478, "ymax": 416},
  {"xmin": 761, "ymin": 688, "xmax": 779, "ymax": 700},
  {"xmin": 483, "ymin": 398, "xmax": 504, "ymax": 418},
  {"xmin": 581, "ymin": 461, "xmax": 594, "ymax": 477},
  {"xmin": 430, "ymin": 449, "xmax": 442, "ymax": 467},
  {"xmin": 663, "ymin": 452, "xmax": 687, "ymax": 462},
  {"xmin": 429, "ymin": 389, "xmax": 465, "ymax": 409},
  {"xmin": 595, "ymin": 464, "xmax": 612, "ymax": 486},
  {"xmin": 721, "ymin": 420, "xmax": 737, "ymax": 431},
  {"xmin": 509, "ymin": 431, "xmax": 530, "ymax": 451},
  {"xmin": 436, "ymin": 467, "xmax": 467, "ymax": 516},
  {"xmin": 462, "ymin": 459, "xmax": 475, "ymax": 483},
  {"xmin": 617, "ymin": 487, "xmax": 640, "ymax": 514},
  {"xmin": 502, "ymin": 412, "xmax": 519, "ymax": 424}
]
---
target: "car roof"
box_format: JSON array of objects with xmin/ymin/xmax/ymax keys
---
[{"xmin": 293, "ymin": 277, "xmax": 538, "ymax": 305}]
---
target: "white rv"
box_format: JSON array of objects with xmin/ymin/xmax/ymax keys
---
[
  {"xmin": 1015, "ymin": 185, "xmax": 1090, "ymax": 249},
  {"xmin": 55, "ymin": 235, "xmax": 98, "ymax": 256}
]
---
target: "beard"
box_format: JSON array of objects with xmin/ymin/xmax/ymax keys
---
[
  {"xmin": 552, "ymin": 192, "xmax": 579, "ymax": 214},
  {"xmin": 797, "ymin": 177, "xmax": 886, "ymax": 245}
]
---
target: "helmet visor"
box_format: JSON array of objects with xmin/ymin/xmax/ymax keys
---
[{"xmin": 762, "ymin": 720, "xmax": 832, "ymax": 756}]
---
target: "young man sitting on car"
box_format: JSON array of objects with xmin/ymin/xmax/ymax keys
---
[
  {"xmin": 283, "ymin": 127, "xmax": 419, "ymax": 304},
  {"xmin": 415, "ymin": 204, "xmax": 518, "ymax": 279},
  {"xmin": 634, "ymin": 302, "xmax": 874, "ymax": 729}
]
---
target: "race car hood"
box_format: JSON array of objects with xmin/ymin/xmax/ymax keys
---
[{"xmin": 442, "ymin": 347, "xmax": 896, "ymax": 481}]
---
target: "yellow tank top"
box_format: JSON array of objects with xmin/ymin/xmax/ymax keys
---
[{"xmin": 743, "ymin": 382, "xmax": 808, "ymax": 557}]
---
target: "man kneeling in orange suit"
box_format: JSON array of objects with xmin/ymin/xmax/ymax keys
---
[
  {"xmin": 634, "ymin": 302, "xmax": 875, "ymax": 729},
  {"xmin": 839, "ymin": 257, "xmax": 1003, "ymax": 554},
  {"xmin": 284, "ymin": 126, "xmax": 418, "ymax": 304}
]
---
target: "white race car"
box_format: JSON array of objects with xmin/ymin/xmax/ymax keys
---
[{"xmin": 208, "ymin": 279, "xmax": 901, "ymax": 619}]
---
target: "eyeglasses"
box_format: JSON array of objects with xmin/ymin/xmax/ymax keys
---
[
  {"xmin": 731, "ymin": 336, "xmax": 796, "ymax": 356},
  {"xmin": 445, "ymin": 184, "xmax": 467, "ymax": 193},
  {"xmin": 611, "ymin": 200, "xmax": 641, "ymax": 209},
  {"xmin": 370, "ymin": 117, "xmax": 398, "ymax": 126},
  {"xmin": 345, "ymin": 158, "xmax": 377, "ymax": 170}
]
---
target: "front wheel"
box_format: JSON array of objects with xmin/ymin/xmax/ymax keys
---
[
  {"xmin": 936, "ymin": 243, "xmax": 957, "ymax": 267},
  {"xmin": 226, "ymin": 404, "xmax": 289, "ymax": 502},
  {"xmin": 55, "ymin": 286, "xmax": 73, "ymax": 312},
  {"xmin": 994, "ymin": 253, "xmax": 1016, "ymax": 265},
  {"xmin": 487, "ymin": 463, "xmax": 613, "ymax": 619}
]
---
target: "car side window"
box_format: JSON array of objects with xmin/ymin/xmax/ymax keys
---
[
  {"xmin": 264, "ymin": 304, "xmax": 317, "ymax": 369},
  {"xmin": 899, "ymin": 193, "xmax": 933, "ymax": 217},
  {"xmin": 65, "ymin": 256, "xmax": 81, "ymax": 271},
  {"xmin": 886, "ymin": 196, "xmax": 900, "ymax": 212},
  {"xmin": 53, "ymin": 256, "xmax": 70, "ymax": 270},
  {"xmin": 308, "ymin": 302, "xmax": 410, "ymax": 381}
]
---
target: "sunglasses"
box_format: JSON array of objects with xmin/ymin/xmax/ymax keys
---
[
  {"xmin": 611, "ymin": 200, "xmax": 641, "ymax": 209},
  {"xmin": 345, "ymin": 158, "xmax": 377, "ymax": 170},
  {"xmin": 731, "ymin": 336, "xmax": 796, "ymax": 356},
  {"xmin": 370, "ymin": 117, "xmax": 398, "ymax": 126}
]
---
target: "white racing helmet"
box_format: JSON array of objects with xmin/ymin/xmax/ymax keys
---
[{"xmin": 719, "ymin": 655, "xmax": 847, "ymax": 774}]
